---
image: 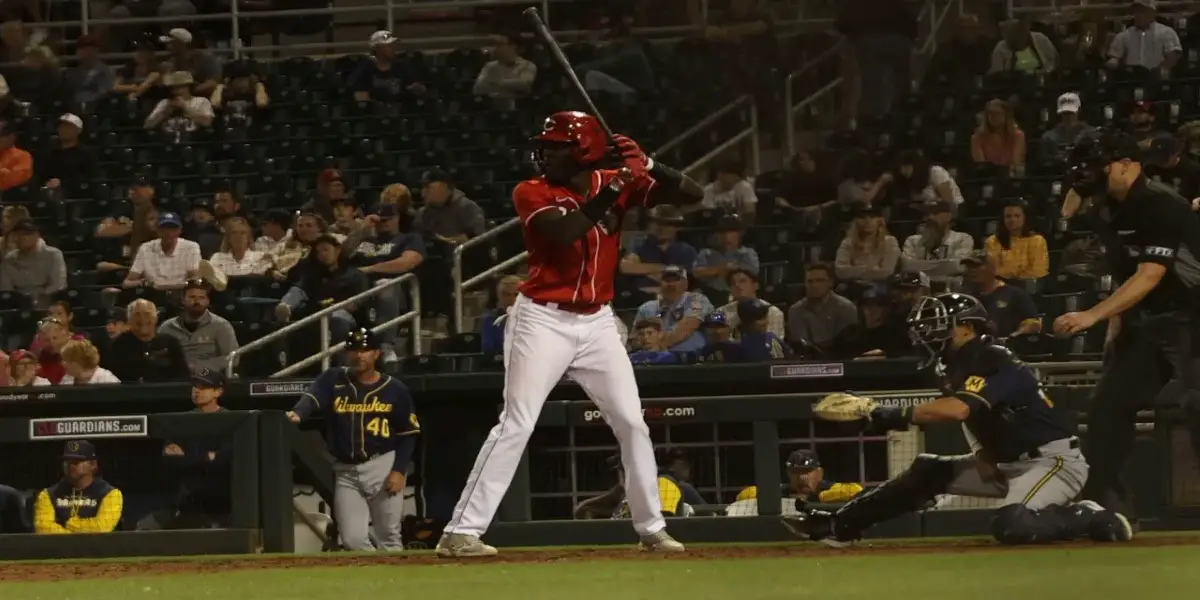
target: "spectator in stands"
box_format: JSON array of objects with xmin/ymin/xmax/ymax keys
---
[
  {"xmin": 480, "ymin": 275, "xmax": 520, "ymax": 355},
  {"xmin": 773, "ymin": 150, "xmax": 837, "ymax": 209},
  {"xmin": 0, "ymin": 220, "xmax": 66, "ymax": 307},
  {"xmin": 786, "ymin": 262, "xmax": 857, "ymax": 351},
  {"xmin": 830, "ymin": 288, "xmax": 911, "ymax": 359},
  {"xmin": 112, "ymin": 38, "xmax": 161, "ymax": 101},
  {"xmin": 17, "ymin": 45, "xmax": 65, "ymax": 107},
  {"xmin": 961, "ymin": 253, "xmax": 1042, "ymax": 338},
  {"xmin": 634, "ymin": 266, "xmax": 712, "ymax": 353},
  {"xmin": 928, "ymin": 13, "xmax": 994, "ymax": 83},
  {"xmin": 302, "ymin": 168, "xmax": 345, "ymax": 223},
  {"xmin": 984, "ymin": 200, "xmax": 1049, "ymax": 281},
  {"xmin": 103, "ymin": 299, "xmax": 190, "ymax": 382},
  {"xmin": 836, "ymin": 150, "xmax": 891, "ymax": 211},
  {"xmin": 32, "ymin": 315, "xmax": 82, "ymax": 384},
  {"xmin": 0, "ymin": 120, "xmax": 32, "ymax": 191},
  {"xmin": 620, "ymin": 205, "xmax": 697, "ymax": 293},
  {"xmin": 59, "ymin": 339, "xmax": 120, "ymax": 384},
  {"xmin": 213, "ymin": 189, "xmax": 248, "ymax": 224},
  {"xmin": 185, "ymin": 199, "xmax": 222, "ymax": 258},
  {"xmin": 352, "ymin": 30, "xmax": 426, "ymax": 103},
  {"xmin": 33, "ymin": 441, "xmax": 123, "ymax": 534},
  {"xmin": 207, "ymin": 217, "xmax": 270, "ymax": 279},
  {"xmin": 40, "ymin": 301, "xmax": 83, "ymax": 345},
  {"xmin": 145, "ymin": 71, "xmax": 214, "ymax": 137},
  {"xmin": 698, "ymin": 312, "xmax": 740, "ymax": 362},
  {"xmin": 211, "ymin": 60, "xmax": 269, "ymax": 127},
  {"xmin": 901, "ymin": 201, "xmax": 974, "ymax": 289},
  {"xmin": 834, "ymin": 205, "xmax": 900, "ymax": 284},
  {"xmin": 98, "ymin": 202, "xmax": 159, "ymax": 277},
  {"xmin": 473, "ymin": 33, "xmax": 536, "ymax": 101},
  {"xmin": 887, "ymin": 271, "xmax": 930, "ymax": 325},
  {"xmin": 270, "ymin": 211, "xmax": 334, "ymax": 278},
  {"xmin": 39, "ymin": 113, "xmax": 95, "ymax": 199},
  {"xmin": 9, "ymin": 349, "xmax": 48, "ymax": 386},
  {"xmin": 1041, "ymin": 92, "xmax": 1096, "ymax": 162},
  {"xmin": 891, "ymin": 149, "xmax": 963, "ymax": 214},
  {"xmin": 64, "ymin": 33, "xmax": 113, "ymax": 109},
  {"xmin": 105, "ymin": 309, "xmax": 128, "ymax": 339},
  {"xmin": 160, "ymin": 28, "xmax": 221, "ymax": 96},
  {"xmin": 253, "ymin": 209, "xmax": 293, "ymax": 257},
  {"xmin": 329, "ymin": 197, "xmax": 359, "ymax": 236},
  {"xmin": 96, "ymin": 173, "xmax": 157, "ymax": 240},
  {"xmin": 693, "ymin": 214, "xmax": 758, "ymax": 297},
  {"xmin": 1128, "ymin": 101, "xmax": 1171, "ymax": 150},
  {"xmin": 379, "ymin": 181, "xmax": 414, "ymax": 216},
  {"xmin": 1106, "ymin": 0, "xmax": 1180, "ymax": 72},
  {"xmin": 699, "ymin": 160, "xmax": 757, "ymax": 220},
  {"xmin": 1148, "ymin": 136, "xmax": 1200, "ymax": 200},
  {"xmin": 628, "ymin": 318, "xmax": 679, "ymax": 365},
  {"xmin": 971, "ymin": 98, "xmax": 1026, "ymax": 172},
  {"xmin": 159, "ymin": 280, "xmax": 238, "ymax": 373},
  {"xmin": 276, "ymin": 234, "xmax": 368, "ymax": 348},
  {"xmin": 836, "ymin": 0, "xmax": 917, "ymax": 118},
  {"xmin": 717, "ymin": 268, "xmax": 784, "ymax": 340},
  {"xmin": 990, "ymin": 17, "xmax": 1058, "ymax": 75},
  {"xmin": 413, "ymin": 169, "xmax": 487, "ymax": 246},
  {"xmin": 0, "ymin": 204, "xmax": 29, "ymax": 251},
  {"xmin": 735, "ymin": 300, "xmax": 792, "ymax": 361},
  {"xmin": 348, "ymin": 203, "xmax": 424, "ymax": 363},
  {"xmin": 123, "ymin": 212, "xmax": 202, "ymax": 291},
  {"xmin": 1060, "ymin": 10, "xmax": 1113, "ymax": 70},
  {"xmin": 0, "ymin": 73, "xmax": 28, "ymax": 121}
]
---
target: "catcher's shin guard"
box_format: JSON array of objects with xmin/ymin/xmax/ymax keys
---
[{"xmin": 833, "ymin": 454, "xmax": 954, "ymax": 539}]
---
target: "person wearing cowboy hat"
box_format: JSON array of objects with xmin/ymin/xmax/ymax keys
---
[
  {"xmin": 145, "ymin": 70, "xmax": 213, "ymax": 134},
  {"xmin": 350, "ymin": 30, "xmax": 426, "ymax": 102},
  {"xmin": 619, "ymin": 204, "xmax": 698, "ymax": 294},
  {"xmin": 693, "ymin": 214, "xmax": 759, "ymax": 295}
]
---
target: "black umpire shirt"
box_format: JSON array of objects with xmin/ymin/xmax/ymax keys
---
[{"xmin": 1092, "ymin": 175, "xmax": 1200, "ymax": 315}]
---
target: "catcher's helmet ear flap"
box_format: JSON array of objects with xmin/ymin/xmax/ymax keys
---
[
  {"xmin": 532, "ymin": 111, "xmax": 609, "ymax": 166},
  {"xmin": 907, "ymin": 293, "xmax": 988, "ymax": 369}
]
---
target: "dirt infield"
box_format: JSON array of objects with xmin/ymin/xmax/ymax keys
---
[{"xmin": 4, "ymin": 535, "xmax": 1200, "ymax": 583}]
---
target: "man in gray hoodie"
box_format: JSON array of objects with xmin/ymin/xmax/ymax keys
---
[
  {"xmin": 413, "ymin": 169, "xmax": 486, "ymax": 246},
  {"xmin": 158, "ymin": 280, "xmax": 239, "ymax": 374},
  {"xmin": 0, "ymin": 220, "xmax": 66, "ymax": 308}
]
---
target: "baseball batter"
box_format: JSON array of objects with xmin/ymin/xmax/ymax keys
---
[
  {"xmin": 288, "ymin": 328, "xmax": 420, "ymax": 551},
  {"xmin": 784, "ymin": 294, "xmax": 1134, "ymax": 546},
  {"xmin": 437, "ymin": 111, "xmax": 704, "ymax": 558}
]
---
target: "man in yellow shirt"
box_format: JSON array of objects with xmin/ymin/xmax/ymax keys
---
[
  {"xmin": 34, "ymin": 440, "xmax": 124, "ymax": 534},
  {"xmin": 733, "ymin": 450, "xmax": 863, "ymax": 515}
]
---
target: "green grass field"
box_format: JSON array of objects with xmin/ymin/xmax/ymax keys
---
[{"xmin": 4, "ymin": 541, "xmax": 1200, "ymax": 600}]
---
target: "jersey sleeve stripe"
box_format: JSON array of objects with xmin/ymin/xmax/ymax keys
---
[{"xmin": 524, "ymin": 204, "xmax": 561, "ymax": 226}]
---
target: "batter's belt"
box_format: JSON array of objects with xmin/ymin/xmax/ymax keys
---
[{"xmin": 531, "ymin": 298, "xmax": 604, "ymax": 314}]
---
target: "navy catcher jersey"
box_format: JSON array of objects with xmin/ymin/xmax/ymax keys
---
[
  {"xmin": 296, "ymin": 367, "xmax": 420, "ymax": 463},
  {"xmin": 946, "ymin": 341, "xmax": 1073, "ymax": 462}
]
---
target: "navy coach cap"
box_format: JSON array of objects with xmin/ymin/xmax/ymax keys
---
[
  {"xmin": 192, "ymin": 368, "xmax": 227, "ymax": 388},
  {"xmin": 785, "ymin": 449, "xmax": 820, "ymax": 472},
  {"xmin": 63, "ymin": 440, "xmax": 97, "ymax": 461},
  {"xmin": 345, "ymin": 328, "xmax": 380, "ymax": 350}
]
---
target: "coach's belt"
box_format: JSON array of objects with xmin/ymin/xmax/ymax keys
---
[
  {"xmin": 1018, "ymin": 437, "xmax": 1079, "ymax": 461},
  {"xmin": 531, "ymin": 299, "xmax": 603, "ymax": 314},
  {"xmin": 342, "ymin": 452, "xmax": 384, "ymax": 465}
]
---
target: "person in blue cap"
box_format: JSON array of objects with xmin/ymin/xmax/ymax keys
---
[
  {"xmin": 628, "ymin": 318, "xmax": 680, "ymax": 365},
  {"xmin": 633, "ymin": 265, "xmax": 713, "ymax": 353},
  {"xmin": 33, "ymin": 440, "xmax": 123, "ymax": 534}
]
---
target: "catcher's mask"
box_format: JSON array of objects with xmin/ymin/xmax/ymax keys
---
[
  {"xmin": 907, "ymin": 293, "xmax": 989, "ymax": 369},
  {"xmin": 529, "ymin": 111, "xmax": 609, "ymax": 174}
]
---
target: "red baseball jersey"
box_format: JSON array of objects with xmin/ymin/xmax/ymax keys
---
[{"xmin": 514, "ymin": 170, "xmax": 654, "ymax": 305}]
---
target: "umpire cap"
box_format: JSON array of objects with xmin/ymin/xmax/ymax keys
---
[
  {"xmin": 345, "ymin": 327, "xmax": 380, "ymax": 350},
  {"xmin": 785, "ymin": 449, "xmax": 821, "ymax": 472}
]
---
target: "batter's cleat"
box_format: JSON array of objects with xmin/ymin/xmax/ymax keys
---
[
  {"xmin": 781, "ymin": 510, "xmax": 857, "ymax": 548},
  {"xmin": 638, "ymin": 530, "xmax": 685, "ymax": 552},
  {"xmin": 435, "ymin": 533, "xmax": 499, "ymax": 558}
]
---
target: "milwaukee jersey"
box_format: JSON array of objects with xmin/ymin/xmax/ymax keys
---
[{"xmin": 514, "ymin": 170, "xmax": 654, "ymax": 305}]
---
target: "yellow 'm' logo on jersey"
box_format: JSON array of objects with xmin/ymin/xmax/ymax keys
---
[{"xmin": 334, "ymin": 398, "xmax": 392, "ymax": 414}]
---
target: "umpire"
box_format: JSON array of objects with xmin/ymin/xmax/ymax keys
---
[
  {"xmin": 288, "ymin": 328, "xmax": 420, "ymax": 551},
  {"xmin": 1057, "ymin": 130, "xmax": 1200, "ymax": 524}
]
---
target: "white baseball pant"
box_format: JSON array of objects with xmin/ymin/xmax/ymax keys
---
[{"xmin": 445, "ymin": 294, "xmax": 665, "ymax": 537}]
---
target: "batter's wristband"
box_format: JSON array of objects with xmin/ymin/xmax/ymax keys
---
[
  {"xmin": 580, "ymin": 185, "xmax": 621, "ymax": 222},
  {"xmin": 648, "ymin": 160, "xmax": 683, "ymax": 188}
]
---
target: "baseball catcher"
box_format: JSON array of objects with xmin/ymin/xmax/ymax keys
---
[{"xmin": 783, "ymin": 293, "xmax": 1134, "ymax": 546}]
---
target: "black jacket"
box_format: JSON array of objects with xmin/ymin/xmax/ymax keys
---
[
  {"xmin": 297, "ymin": 260, "xmax": 369, "ymax": 308},
  {"xmin": 102, "ymin": 332, "xmax": 191, "ymax": 382}
]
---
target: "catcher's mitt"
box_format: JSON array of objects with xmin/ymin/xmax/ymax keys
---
[{"xmin": 812, "ymin": 392, "xmax": 877, "ymax": 422}]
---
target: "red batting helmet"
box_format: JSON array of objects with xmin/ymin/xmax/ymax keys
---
[{"xmin": 533, "ymin": 111, "xmax": 609, "ymax": 165}]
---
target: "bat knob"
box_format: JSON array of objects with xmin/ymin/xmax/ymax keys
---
[{"xmin": 522, "ymin": 7, "xmax": 539, "ymax": 17}]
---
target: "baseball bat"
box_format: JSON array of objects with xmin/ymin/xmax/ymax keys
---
[{"xmin": 523, "ymin": 6, "xmax": 615, "ymax": 140}]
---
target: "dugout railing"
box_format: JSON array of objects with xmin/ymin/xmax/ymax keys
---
[{"xmin": 0, "ymin": 358, "xmax": 1197, "ymax": 556}]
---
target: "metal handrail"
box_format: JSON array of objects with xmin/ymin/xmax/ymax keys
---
[
  {"xmin": 654, "ymin": 95, "xmax": 754, "ymax": 158},
  {"xmin": 1006, "ymin": 0, "xmax": 1193, "ymax": 18},
  {"xmin": 682, "ymin": 102, "xmax": 760, "ymax": 176},
  {"xmin": 452, "ymin": 217, "xmax": 521, "ymax": 333},
  {"xmin": 783, "ymin": 42, "xmax": 845, "ymax": 158},
  {"xmin": 273, "ymin": 277, "xmax": 421, "ymax": 377},
  {"xmin": 224, "ymin": 273, "xmax": 420, "ymax": 377}
]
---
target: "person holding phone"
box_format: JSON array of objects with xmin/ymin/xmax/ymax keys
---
[{"xmin": 347, "ymin": 203, "xmax": 426, "ymax": 364}]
